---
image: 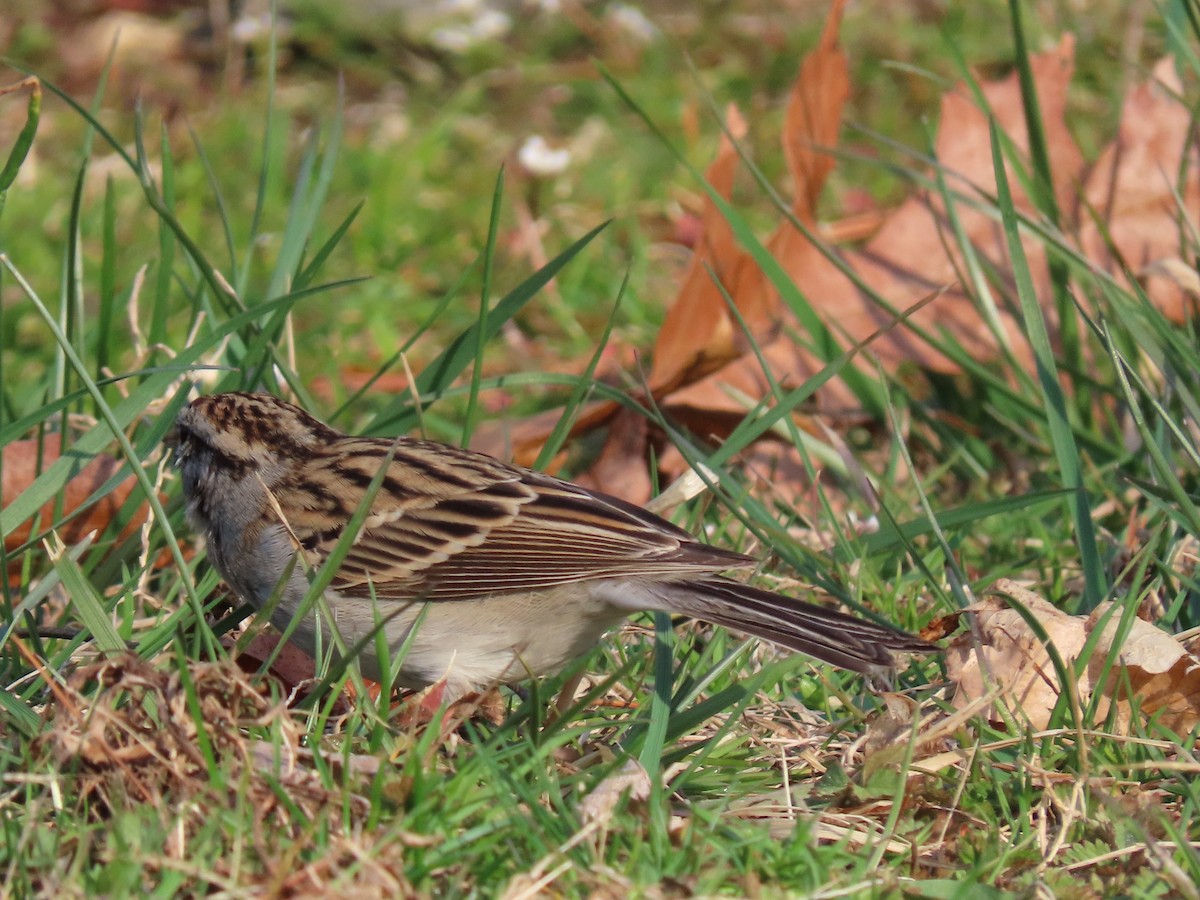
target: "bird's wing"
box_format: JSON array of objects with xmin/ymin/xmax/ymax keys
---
[{"xmin": 290, "ymin": 438, "xmax": 753, "ymax": 601}]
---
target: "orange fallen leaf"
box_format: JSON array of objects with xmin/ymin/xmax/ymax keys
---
[
  {"xmin": 470, "ymin": 24, "xmax": 1198, "ymax": 509},
  {"xmin": 1078, "ymin": 56, "xmax": 1200, "ymax": 324},
  {"xmin": 581, "ymin": 0, "xmax": 856, "ymax": 496},
  {"xmin": 664, "ymin": 35, "xmax": 1083, "ymax": 423},
  {"xmin": 571, "ymin": 407, "xmax": 653, "ymax": 505},
  {"xmin": 646, "ymin": 103, "xmax": 751, "ymax": 395},
  {"xmin": 3, "ymin": 434, "xmax": 144, "ymax": 556},
  {"xmin": 719, "ymin": 0, "xmax": 851, "ymax": 342},
  {"xmin": 651, "ymin": 0, "xmax": 853, "ymax": 412},
  {"xmin": 781, "ymin": 0, "xmax": 850, "ymax": 227}
]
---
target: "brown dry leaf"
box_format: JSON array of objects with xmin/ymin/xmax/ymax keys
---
[
  {"xmin": 721, "ymin": 0, "xmax": 851, "ymax": 337},
  {"xmin": 470, "ymin": 398, "xmax": 615, "ymax": 470},
  {"xmin": 3, "ymin": 435, "xmax": 144, "ymax": 554},
  {"xmin": 1087, "ymin": 601, "xmax": 1200, "ymax": 736},
  {"xmin": 947, "ymin": 583, "xmax": 1085, "ymax": 730},
  {"xmin": 232, "ymin": 630, "xmax": 331, "ymax": 701},
  {"xmin": 571, "ymin": 407, "xmax": 653, "ymax": 505},
  {"xmin": 1079, "ymin": 57, "xmax": 1200, "ymax": 324},
  {"xmin": 657, "ymin": 0, "xmax": 857, "ymax": 421},
  {"xmin": 579, "ymin": 757, "xmax": 653, "ymax": 827},
  {"xmin": 646, "ymin": 103, "xmax": 750, "ymax": 395},
  {"xmin": 464, "ymin": 34, "xmax": 1196, "ymax": 508},
  {"xmin": 947, "ymin": 579, "xmax": 1200, "ymax": 734},
  {"xmin": 664, "ymin": 36, "xmax": 1082, "ymax": 425},
  {"xmin": 464, "ymin": 1, "xmax": 855, "ymax": 497},
  {"xmin": 782, "ymin": 0, "xmax": 850, "ymax": 226},
  {"xmin": 838, "ymin": 33, "xmax": 1082, "ymax": 374}
]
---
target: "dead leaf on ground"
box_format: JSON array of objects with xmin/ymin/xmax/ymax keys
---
[
  {"xmin": 1079, "ymin": 56, "xmax": 1200, "ymax": 324},
  {"xmin": 947, "ymin": 579, "xmax": 1200, "ymax": 735},
  {"xmin": 651, "ymin": 0, "xmax": 855, "ymax": 421},
  {"xmin": 464, "ymin": 1, "xmax": 857, "ymax": 498},
  {"xmin": 579, "ymin": 757, "xmax": 653, "ymax": 827},
  {"xmin": 477, "ymin": 17, "xmax": 1090, "ymax": 501},
  {"xmin": 481, "ymin": 15, "xmax": 1196, "ymax": 512},
  {"xmin": 571, "ymin": 407, "xmax": 653, "ymax": 504},
  {"xmin": 662, "ymin": 34, "xmax": 1084, "ymax": 427},
  {"xmin": 3, "ymin": 435, "xmax": 145, "ymax": 578},
  {"xmin": 231, "ymin": 629, "xmax": 350, "ymax": 710},
  {"xmin": 646, "ymin": 102, "xmax": 751, "ymax": 395}
]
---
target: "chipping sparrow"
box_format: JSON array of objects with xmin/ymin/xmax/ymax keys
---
[{"xmin": 171, "ymin": 392, "xmax": 931, "ymax": 696}]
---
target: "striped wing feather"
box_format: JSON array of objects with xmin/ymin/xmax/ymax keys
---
[{"xmin": 298, "ymin": 438, "xmax": 754, "ymax": 601}]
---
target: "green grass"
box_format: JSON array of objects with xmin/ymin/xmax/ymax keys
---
[{"xmin": 2, "ymin": 1, "xmax": 1199, "ymax": 895}]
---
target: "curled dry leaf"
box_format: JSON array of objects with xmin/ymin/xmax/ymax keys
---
[
  {"xmin": 658, "ymin": 0, "xmax": 858, "ymax": 421},
  {"xmin": 644, "ymin": 0, "xmax": 853, "ymax": 397},
  {"xmin": 947, "ymin": 579, "xmax": 1200, "ymax": 734},
  {"xmin": 231, "ymin": 630, "xmax": 347, "ymax": 709}
]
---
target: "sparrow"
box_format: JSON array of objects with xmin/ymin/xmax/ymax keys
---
[{"xmin": 170, "ymin": 392, "xmax": 931, "ymax": 696}]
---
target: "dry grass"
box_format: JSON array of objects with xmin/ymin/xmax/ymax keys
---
[{"xmin": 21, "ymin": 654, "xmax": 428, "ymax": 895}]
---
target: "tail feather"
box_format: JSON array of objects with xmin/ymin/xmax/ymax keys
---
[{"xmin": 635, "ymin": 576, "xmax": 932, "ymax": 674}]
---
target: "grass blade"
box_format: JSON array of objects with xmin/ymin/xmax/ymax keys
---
[{"xmin": 990, "ymin": 119, "xmax": 1105, "ymax": 609}]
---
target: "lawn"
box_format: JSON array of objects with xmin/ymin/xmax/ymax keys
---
[{"xmin": 1, "ymin": 1, "xmax": 1198, "ymax": 895}]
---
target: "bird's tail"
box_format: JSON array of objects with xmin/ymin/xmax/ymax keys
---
[{"xmin": 630, "ymin": 576, "xmax": 933, "ymax": 674}]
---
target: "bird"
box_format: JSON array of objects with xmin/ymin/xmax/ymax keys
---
[{"xmin": 169, "ymin": 391, "xmax": 932, "ymax": 698}]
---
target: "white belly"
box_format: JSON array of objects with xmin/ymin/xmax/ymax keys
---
[{"xmin": 269, "ymin": 582, "xmax": 629, "ymax": 696}]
